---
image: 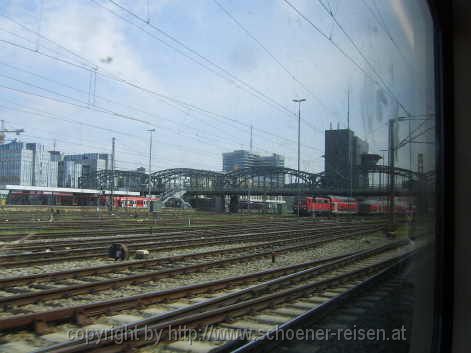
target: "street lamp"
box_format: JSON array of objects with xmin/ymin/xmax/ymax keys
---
[
  {"xmin": 292, "ymin": 98, "xmax": 306, "ymax": 217},
  {"xmin": 146, "ymin": 129, "xmax": 156, "ymax": 202}
]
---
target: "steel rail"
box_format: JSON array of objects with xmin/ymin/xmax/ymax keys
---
[
  {"xmin": 0, "ymin": 224, "xmax": 383, "ymax": 287},
  {"xmin": 34, "ymin": 242, "xmax": 412, "ymax": 353},
  {"xmin": 0, "ymin": 224, "xmax": 382, "ymax": 268},
  {"xmin": 0, "ymin": 224, "xmax": 347, "ymax": 262},
  {"xmin": 0, "ymin": 223, "xmax": 299, "ymax": 251},
  {"xmin": 0, "ymin": 226, "xmax": 384, "ymax": 307},
  {"xmin": 2, "ymin": 221, "xmax": 341, "ymax": 251},
  {"xmin": 0, "ymin": 220, "xmax": 297, "ymax": 242},
  {"xmin": 228, "ymin": 250, "xmax": 415, "ymax": 353},
  {"xmin": 0, "ymin": 246, "xmax": 372, "ymax": 332}
]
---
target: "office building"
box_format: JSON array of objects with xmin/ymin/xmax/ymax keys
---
[
  {"xmin": 222, "ymin": 150, "xmax": 284, "ymax": 172},
  {"xmin": 222, "ymin": 150, "xmax": 257, "ymax": 172},
  {"xmin": 0, "ymin": 141, "xmax": 58, "ymax": 186},
  {"xmin": 324, "ymin": 129, "xmax": 369, "ymax": 189},
  {"xmin": 58, "ymin": 160, "xmax": 82, "ymax": 188},
  {"xmin": 64, "ymin": 153, "xmax": 110, "ymax": 189}
]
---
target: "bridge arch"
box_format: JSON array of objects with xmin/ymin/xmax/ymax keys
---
[{"xmin": 150, "ymin": 168, "xmax": 224, "ymax": 195}]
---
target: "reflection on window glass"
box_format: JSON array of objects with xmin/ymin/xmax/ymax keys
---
[{"xmin": 0, "ymin": 1, "xmax": 436, "ymax": 353}]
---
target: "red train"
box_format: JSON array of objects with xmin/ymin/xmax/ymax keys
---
[
  {"xmin": 293, "ymin": 196, "xmax": 332, "ymax": 216},
  {"xmin": 111, "ymin": 196, "xmax": 159, "ymax": 208},
  {"xmin": 294, "ymin": 195, "xmax": 414, "ymax": 216}
]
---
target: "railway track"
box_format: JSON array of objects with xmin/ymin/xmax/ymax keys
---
[
  {"xmin": 230, "ymin": 249, "xmax": 417, "ymax": 353},
  {"xmin": 0, "ymin": 223, "xmax": 382, "ymax": 268},
  {"xmin": 0, "ymin": 222, "xmax": 332, "ymax": 253},
  {"xmin": 0, "ymin": 222, "xmax": 286, "ymax": 242},
  {"xmin": 0, "ymin": 223, "xmax": 358, "ymax": 264},
  {"xmin": 0, "ymin": 218, "xmax": 381, "ymax": 242},
  {"xmin": 16, "ymin": 239, "xmax": 415, "ymax": 353},
  {"xmin": 0, "ymin": 225, "xmax": 384, "ymax": 308},
  {"xmin": 0, "ymin": 243, "xmax": 385, "ymax": 332}
]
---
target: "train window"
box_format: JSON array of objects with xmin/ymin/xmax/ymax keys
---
[{"xmin": 0, "ymin": 1, "xmax": 444, "ymax": 353}]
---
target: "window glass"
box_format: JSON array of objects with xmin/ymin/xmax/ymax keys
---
[{"xmin": 0, "ymin": 1, "xmax": 436, "ymax": 352}]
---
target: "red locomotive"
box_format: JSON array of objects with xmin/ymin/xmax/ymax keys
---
[
  {"xmin": 293, "ymin": 196, "xmax": 331, "ymax": 216},
  {"xmin": 112, "ymin": 196, "xmax": 159, "ymax": 208},
  {"xmin": 294, "ymin": 195, "xmax": 414, "ymax": 217}
]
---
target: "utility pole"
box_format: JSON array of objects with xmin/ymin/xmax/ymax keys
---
[
  {"xmin": 110, "ymin": 137, "xmax": 115, "ymax": 212},
  {"xmin": 388, "ymin": 119, "xmax": 395, "ymax": 230},
  {"xmin": 409, "ymin": 119, "xmax": 412, "ymax": 171},
  {"xmin": 293, "ymin": 98, "xmax": 306, "ymax": 217},
  {"xmin": 147, "ymin": 128, "xmax": 156, "ymax": 202},
  {"xmin": 379, "ymin": 149, "xmax": 388, "ymax": 190},
  {"xmin": 347, "ymin": 88, "xmax": 352, "ymax": 198},
  {"xmin": 248, "ymin": 125, "xmax": 253, "ymax": 212}
]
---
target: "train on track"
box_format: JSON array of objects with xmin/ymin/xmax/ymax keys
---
[
  {"xmin": 293, "ymin": 195, "xmax": 415, "ymax": 216},
  {"xmin": 6, "ymin": 189, "xmax": 159, "ymax": 208},
  {"xmin": 111, "ymin": 196, "xmax": 159, "ymax": 208}
]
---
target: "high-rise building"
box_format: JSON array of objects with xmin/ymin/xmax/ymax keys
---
[
  {"xmin": 222, "ymin": 150, "xmax": 257, "ymax": 172},
  {"xmin": 58, "ymin": 160, "xmax": 82, "ymax": 188},
  {"xmin": 222, "ymin": 150, "xmax": 285, "ymax": 187},
  {"xmin": 254, "ymin": 153, "xmax": 285, "ymax": 168},
  {"xmin": 64, "ymin": 153, "xmax": 110, "ymax": 189},
  {"xmin": 324, "ymin": 129, "xmax": 369, "ymax": 189},
  {"xmin": 0, "ymin": 141, "xmax": 58, "ymax": 186},
  {"xmin": 222, "ymin": 150, "xmax": 284, "ymax": 172}
]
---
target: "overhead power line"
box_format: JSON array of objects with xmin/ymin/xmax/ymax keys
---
[
  {"xmin": 213, "ymin": 0, "xmax": 339, "ymax": 125},
  {"xmin": 316, "ymin": 0, "xmax": 411, "ymax": 117},
  {"xmin": 0, "ymin": 25, "xmax": 321, "ymax": 154},
  {"xmin": 0, "ymin": 102, "xmax": 226, "ymax": 159},
  {"xmin": 284, "ymin": 0, "xmax": 411, "ymax": 117},
  {"xmin": 98, "ymin": 0, "xmax": 323, "ymax": 134},
  {"xmin": 0, "ymin": 60, "xmax": 253, "ymax": 153},
  {"xmin": 0, "ymin": 61, "xmax": 312, "ymax": 160}
]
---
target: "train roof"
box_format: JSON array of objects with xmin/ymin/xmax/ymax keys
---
[{"xmin": 327, "ymin": 195, "xmax": 357, "ymax": 201}]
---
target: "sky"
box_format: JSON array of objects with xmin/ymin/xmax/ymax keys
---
[{"xmin": 0, "ymin": 0, "xmax": 436, "ymax": 173}]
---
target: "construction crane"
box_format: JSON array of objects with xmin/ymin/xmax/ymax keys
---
[{"xmin": 0, "ymin": 120, "xmax": 24, "ymax": 144}]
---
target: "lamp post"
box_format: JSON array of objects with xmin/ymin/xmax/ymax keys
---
[
  {"xmin": 146, "ymin": 128, "xmax": 156, "ymax": 209},
  {"xmin": 292, "ymin": 98, "xmax": 306, "ymax": 217}
]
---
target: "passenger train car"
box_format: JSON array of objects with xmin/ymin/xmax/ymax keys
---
[{"xmin": 328, "ymin": 196, "xmax": 358, "ymax": 215}]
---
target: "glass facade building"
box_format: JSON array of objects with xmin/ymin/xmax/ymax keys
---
[{"xmin": 0, "ymin": 142, "xmax": 58, "ymax": 187}]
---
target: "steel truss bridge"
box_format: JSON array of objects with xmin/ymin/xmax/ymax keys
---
[{"xmin": 93, "ymin": 165, "xmax": 431, "ymax": 197}]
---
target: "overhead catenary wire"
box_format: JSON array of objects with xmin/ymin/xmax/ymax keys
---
[
  {"xmin": 0, "ymin": 79, "xmax": 309, "ymax": 162},
  {"xmin": 0, "ymin": 58, "xmax": 250, "ymax": 149},
  {"xmin": 0, "ymin": 69, "xmax": 272, "ymax": 155},
  {"xmin": 0, "ymin": 7, "xmax": 333, "ymax": 173},
  {"xmin": 362, "ymin": 0, "xmax": 411, "ymax": 70},
  {"xmin": 0, "ymin": 27, "xmax": 321, "ymax": 154},
  {"xmin": 213, "ymin": 0, "xmax": 339, "ymax": 125},
  {"xmin": 13, "ymin": 128, "xmax": 218, "ymax": 170},
  {"xmin": 0, "ymin": 62, "xmax": 248, "ymax": 153},
  {"xmin": 316, "ymin": 0, "xmax": 411, "ymax": 119},
  {"xmin": 284, "ymin": 0, "xmax": 412, "ymax": 118},
  {"xmin": 0, "ymin": 103, "xmax": 226, "ymax": 160},
  {"xmin": 98, "ymin": 0, "xmax": 323, "ymax": 134}
]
